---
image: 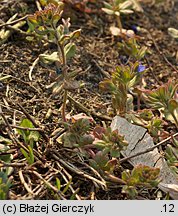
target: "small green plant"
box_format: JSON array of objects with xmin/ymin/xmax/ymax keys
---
[
  {"xmin": 127, "ymin": 109, "xmax": 165, "ymax": 139},
  {"xmin": 62, "ymin": 118, "xmax": 94, "ymax": 148},
  {"xmin": 28, "ymin": 2, "xmax": 81, "ymax": 122},
  {"xmin": 0, "ymin": 137, "xmax": 12, "ymax": 200},
  {"xmin": 89, "ymin": 151, "xmax": 118, "ymax": 174},
  {"xmin": 61, "ymin": 115, "xmax": 128, "ymax": 174},
  {"xmin": 122, "ymin": 164, "xmax": 160, "ymax": 199},
  {"xmin": 89, "ymin": 126, "xmax": 128, "ymax": 174},
  {"xmin": 17, "ymin": 119, "xmax": 40, "ymax": 146},
  {"xmin": 20, "ymin": 146, "xmax": 34, "ymax": 165},
  {"xmin": 49, "ymin": 177, "xmax": 73, "ymax": 199},
  {"xmin": 118, "ymin": 38, "xmax": 147, "ymax": 62},
  {"xmin": 99, "ymin": 61, "xmax": 146, "ymax": 115},
  {"xmin": 165, "ymin": 137, "xmax": 178, "ymax": 175},
  {"xmin": 0, "ymin": 171, "xmax": 11, "ymax": 200},
  {"xmin": 144, "ymin": 80, "xmax": 178, "ymax": 129},
  {"xmin": 17, "ymin": 118, "xmax": 40, "ymax": 165},
  {"xmin": 93, "ymin": 126, "xmax": 128, "ymax": 158},
  {"xmin": 0, "ymin": 136, "xmax": 12, "ymax": 164},
  {"xmin": 102, "ymin": 0, "xmax": 134, "ymax": 33}
]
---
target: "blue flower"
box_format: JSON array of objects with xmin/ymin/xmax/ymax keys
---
[
  {"xmin": 137, "ymin": 64, "xmax": 146, "ymax": 73},
  {"xmin": 131, "ymin": 25, "xmax": 138, "ymax": 34},
  {"xmin": 131, "ymin": 25, "xmax": 141, "ymax": 34}
]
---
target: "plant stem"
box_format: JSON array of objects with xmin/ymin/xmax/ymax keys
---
[
  {"xmin": 137, "ymin": 95, "xmax": 141, "ymax": 110},
  {"xmin": 171, "ymin": 112, "xmax": 178, "ymax": 130},
  {"xmin": 53, "ymin": 25, "xmax": 68, "ymax": 122},
  {"xmin": 56, "ymin": 40, "xmax": 68, "ymax": 122},
  {"xmin": 62, "ymin": 89, "xmax": 68, "ymax": 122},
  {"xmin": 117, "ymin": 15, "xmax": 122, "ymax": 33}
]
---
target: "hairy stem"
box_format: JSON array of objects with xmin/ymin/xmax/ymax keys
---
[
  {"xmin": 53, "ymin": 25, "xmax": 68, "ymax": 122},
  {"xmin": 117, "ymin": 15, "xmax": 122, "ymax": 33},
  {"xmin": 62, "ymin": 89, "xmax": 68, "ymax": 122}
]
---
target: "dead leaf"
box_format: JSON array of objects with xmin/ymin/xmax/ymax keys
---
[{"xmin": 66, "ymin": 113, "xmax": 94, "ymax": 123}]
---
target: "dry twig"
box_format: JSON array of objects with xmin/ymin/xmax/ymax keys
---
[{"xmin": 120, "ymin": 132, "xmax": 178, "ymax": 163}]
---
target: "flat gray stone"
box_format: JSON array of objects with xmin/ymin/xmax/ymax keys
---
[{"xmin": 111, "ymin": 116, "xmax": 178, "ymax": 198}]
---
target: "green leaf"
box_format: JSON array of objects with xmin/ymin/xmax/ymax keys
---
[
  {"xmin": 35, "ymin": 27, "xmax": 50, "ymax": 36},
  {"xmin": 62, "ymin": 178, "xmax": 72, "ymax": 194},
  {"xmin": 110, "ymin": 148, "xmax": 120, "ymax": 158},
  {"xmin": 39, "ymin": 0, "xmax": 48, "ymax": 6},
  {"xmin": 56, "ymin": 177, "xmax": 61, "ymax": 190},
  {"xmin": 99, "ymin": 79, "xmax": 116, "ymax": 92},
  {"xmin": 62, "ymin": 132, "xmax": 78, "ymax": 148},
  {"xmin": 168, "ymin": 28, "xmax": 178, "ymax": 39},
  {"xmin": 0, "ymin": 171, "xmax": 11, "ymax": 200},
  {"xmin": 52, "ymin": 14, "xmax": 61, "ymax": 28},
  {"xmin": 0, "ymin": 144, "xmax": 11, "ymax": 163},
  {"xmin": 28, "ymin": 15, "xmax": 38, "ymax": 26},
  {"xmin": 69, "ymin": 29, "xmax": 81, "ymax": 40},
  {"xmin": 122, "ymin": 170, "xmax": 130, "ymax": 182},
  {"xmin": 120, "ymin": 9, "xmax": 133, "ymax": 14},
  {"xmin": 0, "ymin": 136, "xmax": 11, "ymax": 144},
  {"xmin": 39, "ymin": 52, "xmax": 59, "ymax": 65},
  {"xmin": 19, "ymin": 118, "xmax": 34, "ymax": 129},
  {"xmin": 172, "ymin": 137, "xmax": 178, "ymax": 148},
  {"xmin": 28, "ymin": 145, "xmax": 34, "ymax": 165},
  {"xmin": 17, "ymin": 119, "xmax": 34, "ymax": 143},
  {"xmin": 103, "ymin": 2, "xmax": 113, "ymax": 9},
  {"xmin": 137, "ymin": 47, "xmax": 147, "ymax": 60},
  {"xmin": 119, "ymin": 1, "xmax": 133, "ymax": 10},
  {"xmin": 20, "ymin": 148, "xmax": 31, "ymax": 164},
  {"xmin": 28, "ymin": 131, "xmax": 40, "ymax": 142},
  {"xmin": 102, "ymin": 8, "xmax": 115, "ymax": 15},
  {"xmin": 94, "ymin": 140, "xmax": 107, "ymax": 149},
  {"xmin": 168, "ymin": 99, "xmax": 178, "ymax": 113},
  {"xmin": 64, "ymin": 43, "xmax": 76, "ymax": 60}
]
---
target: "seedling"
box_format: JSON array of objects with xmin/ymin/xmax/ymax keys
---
[
  {"xmin": 118, "ymin": 38, "xmax": 147, "ymax": 62},
  {"xmin": 49, "ymin": 177, "xmax": 73, "ymax": 199},
  {"xmin": 165, "ymin": 137, "xmax": 178, "ymax": 175},
  {"xmin": 122, "ymin": 164, "xmax": 160, "ymax": 199},
  {"xmin": 144, "ymin": 80, "xmax": 178, "ymax": 129},
  {"xmin": 17, "ymin": 118, "xmax": 40, "ymax": 165},
  {"xmin": 17, "ymin": 118, "xmax": 40, "ymax": 146},
  {"xmin": 28, "ymin": 2, "xmax": 81, "ymax": 122},
  {"xmin": 0, "ymin": 136, "xmax": 12, "ymax": 164},
  {"xmin": 62, "ymin": 118, "xmax": 94, "ymax": 148},
  {"xmin": 0, "ymin": 137, "xmax": 12, "ymax": 199},
  {"xmin": 0, "ymin": 171, "xmax": 11, "ymax": 200},
  {"xmin": 102, "ymin": 0, "xmax": 134, "ymax": 33},
  {"xmin": 99, "ymin": 61, "xmax": 146, "ymax": 115}
]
